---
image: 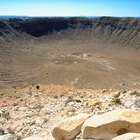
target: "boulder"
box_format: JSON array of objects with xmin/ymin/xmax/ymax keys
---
[
  {"xmin": 82, "ymin": 109, "xmax": 140, "ymax": 140},
  {"xmin": 87, "ymin": 99, "xmax": 102, "ymax": 108},
  {"xmin": 124, "ymin": 99, "xmax": 135, "ymax": 108},
  {"xmin": 124, "ymin": 98, "xmax": 140, "ymax": 108},
  {"xmin": 52, "ymin": 113, "xmax": 90, "ymax": 140},
  {"xmin": 112, "ymin": 133, "xmax": 140, "ymax": 140},
  {"xmin": 0, "ymin": 134, "xmax": 14, "ymax": 140},
  {"xmin": 22, "ymin": 136, "xmax": 44, "ymax": 140}
]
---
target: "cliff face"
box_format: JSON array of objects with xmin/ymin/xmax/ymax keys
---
[{"xmin": 0, "ymin": 17, "xmax": 140, "ymax": 48}]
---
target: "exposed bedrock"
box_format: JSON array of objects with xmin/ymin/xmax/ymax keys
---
[{"xmin": 0, "ymin": 17, "xmax": 140, "ymax": 48}]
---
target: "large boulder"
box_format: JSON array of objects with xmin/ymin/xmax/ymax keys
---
[
  {"xmin": 52, "ymin": 113, "xmax": 90, "ymax": 140},
  {"xmin": 82, "ymin": 109, "xmax": 140, "ymax": 140},
  {"xmin": 112, "ymin": 133, "xmax": 140, "ymax": 140}
]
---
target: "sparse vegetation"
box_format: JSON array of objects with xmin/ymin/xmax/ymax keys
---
[
  {"xmin": 32, "ymin": 105, "xmax": 43, "ymax": 111},
  {"xmin": 0, "ymin": 128, "xmax": 4, "ymax": 135},
  {"xmin": 112, "ymin": 98, "xmax": 122, "ymax": 105},
  {"xmin": 0, "ymin": 110, "xmax": 10, "ymax": 120},
  {"xmin": 16, "ymin": 136, "xmax": 22, "ymax": 140},
  {"xmin": 12, "ymin": 102, "xmax": 18, "ymax": 106},
  {"xmin": 43, "ymin": 117, "xmax": 48, "ymax": 123},
  {"xmin": 36, "ymin": 85, "xmax": 40, "ymax": 90},
  {"xmin": 0, "ymin": 15, "xmax": 140, "ymax": 140},
  {"xmin": 130, "ymin": 91, "xmax": 140, "ymax": 97}
]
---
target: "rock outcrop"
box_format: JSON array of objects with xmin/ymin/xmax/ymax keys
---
[
  {"xmin": 0, "ymin": 86, "xmax": 140, "ymax": 140},
  {"xmin": 82, "ymin": 109, "xmax": 140, "ymax": 140},
  {"xmin": 51, "ymin": 109, "xmax": 140, "ymax": 140},
  {"xmin": 0, "ymin": 17, "xmax": 139, "ymax": 48},
  {"xmin": 52, "ymin": 113, "xmax": 90, "ymax": 140}
]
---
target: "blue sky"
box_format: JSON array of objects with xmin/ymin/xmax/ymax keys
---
[{"xmin": 0, "ymin": 0, "xmax": 139, "ymax": 17}]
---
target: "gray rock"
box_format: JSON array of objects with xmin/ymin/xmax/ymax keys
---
[
  {"xmin": 124, "ymin": 100, "xmax": 135, "ymax": 108},
  {"xmin": 0, "ymin": 134, "xmax": 14, "ymax": 140},
  {"xmin": 135, "ymin": 98, "xmax": 140, "ymax": 108},
  {"xmin": 35, "ymin": 118, "xmax": 46, "ymax": 126},
  {"xmin": 124, "ymin": 98, "xmax": 140, "ymax": 108}
]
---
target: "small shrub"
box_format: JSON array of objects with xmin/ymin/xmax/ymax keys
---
[
  {"xmin": 16, "ymin": 136, "xmax": 22, "ymax": 140},
  {"xmin": 112, "ymin": 98, "xmax": 122, "ymax": 105},
  {"xmin": 0, "ymin": 110, "xmax": 10, "ymax": 120},
  {"xmin": 12, "ymin": 103, "xmax": 18, "ymax": 106},
  {"xmin": 43, "ymin": 117, "xmax": 48, "ymax": 123},
  {"xmin": 0, "ymin": 128, "xmax": 4, "ymax": 135},
  {"xmin": 130, "ymin": 91, "xmax": 140, "ymax": 97},
  {"xmin": 32, "ymin": 105, "xmax": 43, "ymax": 111},
  {"xmin": 36, "ymin": 85, "xmax": 40, "ymax": 90}
]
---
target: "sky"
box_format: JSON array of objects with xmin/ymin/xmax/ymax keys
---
[{"xmin": 0, "ymin": 0, "xmax": 139, "ymax": 17}]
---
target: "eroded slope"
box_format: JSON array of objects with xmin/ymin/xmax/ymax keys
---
[{"xmin": 0, "ymin": 17, "xmax": 140, "ymax": 89}]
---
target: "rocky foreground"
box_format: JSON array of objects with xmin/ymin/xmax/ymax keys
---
[{"xmin": 0, "ymin": 85, "xmax": 140, "ymax": 140}]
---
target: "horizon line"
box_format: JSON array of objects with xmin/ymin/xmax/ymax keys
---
[{"xmin": 0, "ymin": 15, "xmax": 139, "ymax": 18}]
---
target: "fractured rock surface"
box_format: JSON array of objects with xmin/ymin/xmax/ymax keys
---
[
  {"xmin": 82, "ymin": 109, "xmax": 140, "ymax": 140},
  {"xmin": 52, "ymin": 113, "xmax": 90, "ymax": 140}
]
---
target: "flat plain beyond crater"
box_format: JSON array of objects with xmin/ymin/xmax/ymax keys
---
[{"xmin": 0, "ymin": 17, "xmax": 140, "ymax": 90}]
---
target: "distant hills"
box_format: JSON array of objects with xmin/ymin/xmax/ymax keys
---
[
  {"xmin": 0, "ymin": 16, "xmax": 29, "ymax": 19},
  {"xmin": 0, "ymin": 15, "xmax": 139, "ymax": 19},
  {"xmin": 0, "ymin": 15, "xmax": 99, "ymax": 19}
]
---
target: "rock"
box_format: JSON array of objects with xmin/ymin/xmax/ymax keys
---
[
  {"xmin": 18, "ymin": 107, "xmax": 27, "ymax": 111},
  {"xmin": 0, "ymin": 134, "xmax": 14, "ymax": 140},
  {"xmin": 87, "ymin": 99, "xmax": 102, "ymax": 108},
  {"xmin": 114, "ymin": 92, "xmax": 121, "ymax": 98},
  {"xmin": 52, "ymin": 113, "xmax": 90, "ymax": 140},
  {"xmin": 135, "ymin": 98, "xmax": 140, "ymax": 108},
  {"xmin": 124, "ymin": 99, "xmax": 135, "ymax": 108},
  {"xmin": 82, "ymin": 109, "xmax": 140, "ymax": 140},
  {"xmin": 65, "ymin": 96, "xmax": 74, "ymax": 105},
  {"xmin": 124, "ymin": 98, "xmax": 140, "ymax": 108},
  {"xmin": 22, "ymin": 136, "xmax": 44, "ymax": 140},
  {"xmin": 35, "ymin": 118, "xmax": 45, "ymax": 126},
  {"xmin": 112, "ymin": 133, "xmax": 140, "ymax": 140},
  {"xmin": 4, "ymin": 128, "xmax": 15, "ymax": 135}
]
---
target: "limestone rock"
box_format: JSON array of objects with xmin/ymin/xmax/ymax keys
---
[
  {"xmin": 135, "ymin": 98, "xmax": 140, "ymax": 108},
  {"xmin": 124, "ymin": 99, "xmax": 135, "ymax": 108},
  {"xmin": 124, "ymin": 98, "xmax": 140, "ymax": 109},
  {"xmin": 35, "ymin": 118, "xmax": 45, "ymax": 126},
  {"xmin": 52, "ymin": 113, "xmax": 90, "ymax": 140},
  {"xmin": 0, "ymin": 134, "xmax": 14, "ymax": 140},
  {"xmin": 112, "ymin": 133, "xmax": 140, "ymax": 140},
  {"xmin": 82, "ymin": 109, "xmax": 140, "ymax": 140},
  {"xmin": 22, "ymin": 136, "xmax": 44, "ymax": 140},
  {"xmin": 87, "ymin": 99, "xmax": 102, "ymax": 108}
]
